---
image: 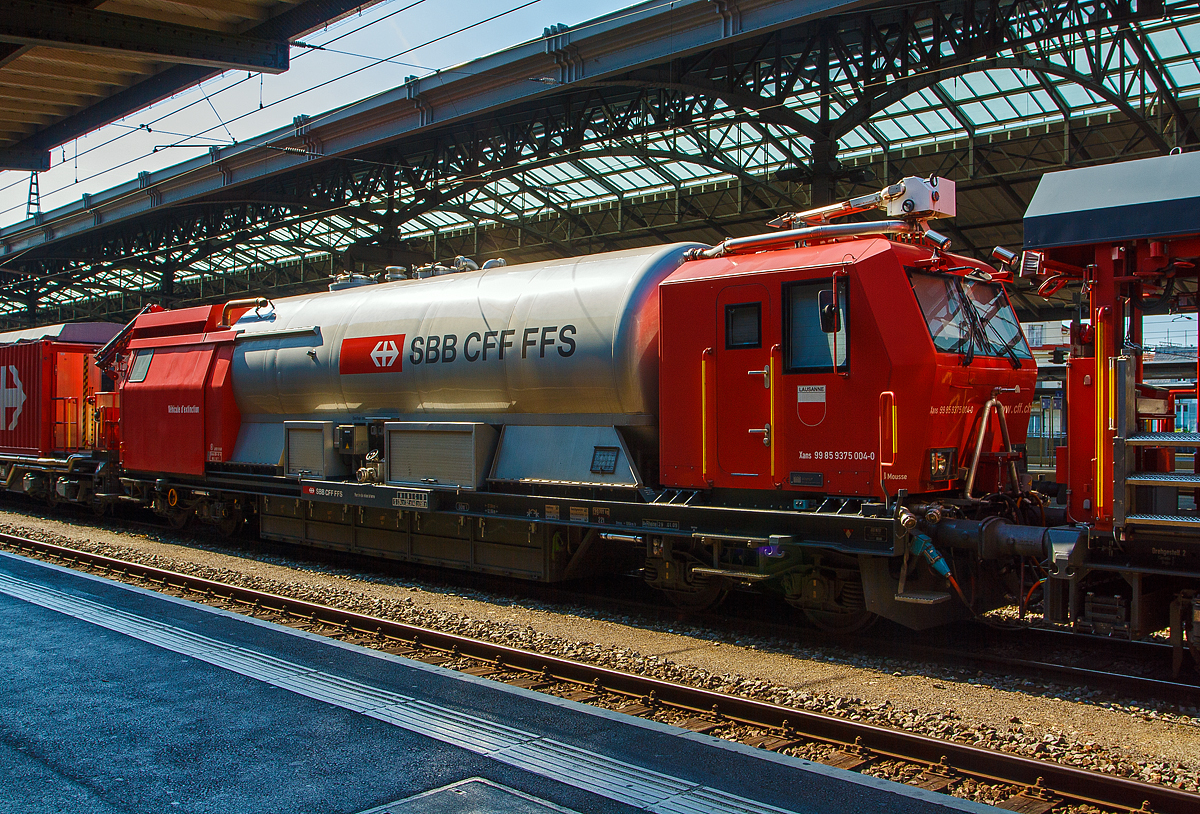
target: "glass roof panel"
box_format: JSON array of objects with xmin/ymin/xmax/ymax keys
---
[{"xmin": 14, "ymin": 9, "xmax": 1200, "ymax": 320}]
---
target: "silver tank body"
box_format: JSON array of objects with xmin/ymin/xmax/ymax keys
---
[{"xmin": 231, "ymin": 243, "xmax": 703, "ymax": 421}]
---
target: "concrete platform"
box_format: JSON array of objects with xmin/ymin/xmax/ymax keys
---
[{"xmin": 0, "ymin": 549, "xmax": 1001, "ymax": 813}]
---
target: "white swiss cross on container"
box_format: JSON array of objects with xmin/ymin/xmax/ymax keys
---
[
  {"xmin": 371, "ymin": 340, "xmax": 400, "ymax": 368},
  {"xmin": 0, "ymin": 365, "xmax": 26, "ymax": 431}
]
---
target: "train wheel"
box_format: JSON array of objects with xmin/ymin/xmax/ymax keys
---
[
  {"xmin": 167, "ymin": 508, "xmax": 191, "ymax": 530},
  {"xmin": 217, "ymin": 505, "xmax": 244, "ymax": 537},
  {"xmin": 802, "ymin": 608, "xmax": 877, "ymax": 634},
  {"xmin": 661, "ymin": 576, "xmax": 729, "ymax": 611}
]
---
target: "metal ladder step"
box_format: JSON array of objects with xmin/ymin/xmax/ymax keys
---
[
  {"xmin": 1125, "ymin": 432, "xmax": 1200, "ymax": 446},
  {"xmin": 894, "ymin": 591, "xmax": 951, "ymax": 605},
  {"xmin": 1126, "ymin": 471, "xmax": 1200, "ymax": 485},
  {"xmin": 1125, "ymin": 513, "xmax": 1200, "ymax": 528}
]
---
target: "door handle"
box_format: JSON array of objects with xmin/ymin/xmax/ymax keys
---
[
  {"xmin": 748, "ymin": 423, "xmax": 771, "ymax": 447},
  {"xmin": 747, "ymin": 363, "xmax": 770, "ymax": 388}
]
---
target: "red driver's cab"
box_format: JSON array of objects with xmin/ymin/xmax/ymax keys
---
[{"xmin": 658, "ymin": 177, "xmax": 1036, "ymax": 504}]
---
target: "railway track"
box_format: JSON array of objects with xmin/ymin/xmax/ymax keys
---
[
  {"xmin": 3, "ymin": 531, "xmax": 1197, "ymax": 814},
  {"xmin": 3, "ymin": 494, "xmax": 1197, "ymax": 706},
  {"xmin": 2, "ymin": 494, "xmax": 1196, "ymax": 706}
]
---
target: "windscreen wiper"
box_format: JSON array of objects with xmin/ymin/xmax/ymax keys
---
[
  {"xmin": 982, "ymin": 314, "xmax": 1023, "ymax": 370},
  {"xmin": 958, "ymin": 287, "xmax": 988, "ymax": 367}
]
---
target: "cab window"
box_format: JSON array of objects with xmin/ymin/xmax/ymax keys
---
[
  {"xmin": 784, "ymin": 279, "xmax": 847, "ymax": 372},
  {"xmin": 725, "ymin": 302, "xmax": 762, "ymax": 349},
  {"xmin": 128, "ymin": 349, "xmax": 154, "ymax": 383},
  {"xmin": 909, "ymin": 271, "xmax": 1032, "ymax": 360}
]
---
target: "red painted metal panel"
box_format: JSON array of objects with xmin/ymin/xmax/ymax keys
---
[
  {"xmin": 120, "ymin": 337, "xmax": 241, "ymax": 476},
  {"xmin": 0, "ymin": 339, "xmax": 104, "ymax": 457},
  {"xmin": 1064, "ymin": 356, "xmax": 1096, "ymax": 523},
  {"xmin": 0, "ymin": 341, "xmax": 48, "ymax": 456},
  {"xmin": 714, "ymin": 283, "xmax": 772, "ymax": 487},
  {"xmin": 121, "ymin": 345, "xmax": 215, "ymax": 476},
  {"xmin": 659, "ymin": 239, "xmax": 1035, "ymax": 499},
  {"xmin": 204, "ymin": 345, "xmax": 241, "ymax": 464},
  {"xmin": 128, "ymin": 305, "xmax": 222, "ymax": 341},
  {"xmin": 339, "ymin": 334, "xmax": 406, "ymax": 375}
]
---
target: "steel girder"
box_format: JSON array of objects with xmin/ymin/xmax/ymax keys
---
[
  {"xmin": 2, "ymin": 0, "xmax": 1196, "ymax": 328},
  {"xmin": 0, "ymin": 1, "xmax": 291, "ymax": 74}
]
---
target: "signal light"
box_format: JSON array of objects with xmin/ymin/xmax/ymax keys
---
[{"xmin": 927, "ymin": 447, "xmax": 958, "ymax": 482}]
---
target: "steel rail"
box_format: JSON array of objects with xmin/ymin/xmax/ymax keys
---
[
  {"xmin": 856, "ymin": 632, "xmax": 1200, "ymax": 704},
  {"xmin": 2, "ymin": 532, "xmax": 1197, "ymax": 813},
  {"xmin": 6, "ymin": 498, "xmax": 1195, "ymax": 703}
]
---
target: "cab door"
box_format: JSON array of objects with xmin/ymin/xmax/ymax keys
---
[
  {"xmin": 781, "ymin": 275, "xmax": 851, "ymax": 489},
  {"xmin": 715, "ymin": 284, "xmax": 774, "ymax": 484}
]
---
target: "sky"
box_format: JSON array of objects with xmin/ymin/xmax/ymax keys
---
[{"xmin": 0, "ymin": 0, "xmax": 1193, "ymax": 348}]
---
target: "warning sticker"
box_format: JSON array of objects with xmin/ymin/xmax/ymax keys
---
[{"xmin": 797, "ymin": 385, "xmax": 827, "ymax": 426}]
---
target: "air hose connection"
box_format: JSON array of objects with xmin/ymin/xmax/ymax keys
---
[{"xmin": 911, "ymin": 531, "xmax": 970, "ymax": 607}]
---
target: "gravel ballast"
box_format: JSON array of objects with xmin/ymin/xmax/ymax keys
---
[{"xmin": 1, "ymin": 506, "xmax": 1197, "ymax": 798}]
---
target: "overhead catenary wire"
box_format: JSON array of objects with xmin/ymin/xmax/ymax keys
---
[
  {"xmin": 0, "ymin": 0, "xmax": 437, "ymax": 207},
  {"xmin": 0, "ymin": 0, "xmax": 566, "ymax": 224},
  {"xmin": 1, "ymin": 1, "xmax": 1190, "ymax": 309},
  {"xmin": 0, "ymin": 1, "xmax": 1152, "ymax": 220},
  {"xmin": 0, "ymin": 0, "xmax": 600, "ymax": 288},
  {"xmin": 0, "ymin": 0, "xmax": 713, "ymax": 219},
  {"xmin": 0, "ymin": 3, "xmax": 1181, "ymax": 216}
]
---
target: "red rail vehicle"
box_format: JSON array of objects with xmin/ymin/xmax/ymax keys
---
[
  {"xmin": 0, "ymin": 322, "xmax": 121, "ymax": 505},
  {"xmin": 12, "ymin": 170, "xmax": 1186, "ymax": 652},
  {"xmin": 1022, "ymin": 150, "xmax": 1200, "ymax": 669}
]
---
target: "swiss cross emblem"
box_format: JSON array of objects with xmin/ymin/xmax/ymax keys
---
[
  {"xmin": 371, "ymin": 340, "xmax": 399, "ymax": 368},
  {"xmin": 339, "ymin": 334, "xmax": 405, "ymax": 375},
  {"xmin": 0, "ymin": 365, "xmax": 26, "ymax": 431}
]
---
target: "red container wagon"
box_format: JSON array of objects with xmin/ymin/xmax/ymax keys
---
[{"xmin": 0, "ymin": 322, "xmax": 122, "ymax": 502}]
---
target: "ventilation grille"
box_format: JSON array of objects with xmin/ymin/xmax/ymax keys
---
[
  {"xmin": 287, "ymin": 428, "xmax": 325, "ymax": 477},
  {"xmin": 388, "ymin": 429, "xmax": 476, "ymax": 487}
]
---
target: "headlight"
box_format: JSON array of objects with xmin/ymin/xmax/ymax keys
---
[{"xmin": 927, "ymin": 447, "xmax": 957, "ymax": 482}]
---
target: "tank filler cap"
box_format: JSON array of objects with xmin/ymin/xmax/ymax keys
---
[{"xmin": 329, "ymin": 273, "xmax": 378, "ymax": 291}]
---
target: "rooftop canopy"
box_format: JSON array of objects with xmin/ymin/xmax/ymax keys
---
[{"xmin": 1025, "ymin": 150, "xmax": 1200, "ymax": 248}]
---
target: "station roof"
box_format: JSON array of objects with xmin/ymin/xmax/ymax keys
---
[
  {"xmin": 2, "ymin": 0, "xmax": 1200, "ymax": 327},
  {"xmin": 0, "ymin": 0, "xmax": 377, "ymax": 170},
  {"xmin": 1025, "ymin": 150, "xmax": 1200, "ymax": 249}
]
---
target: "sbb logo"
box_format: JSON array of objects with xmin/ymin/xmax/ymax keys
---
[
  {"xmin": 370, "ymin": 340, "xmax": 400, "ymax": 368},
  {"xmin": 339, "ymin": 334, "xmax": 406, "ymax": 375},
  {"xmin": 0, "ymin": 364, "xmax": 26, "ymax": 430}
]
